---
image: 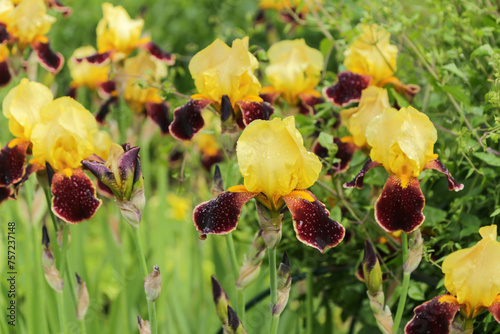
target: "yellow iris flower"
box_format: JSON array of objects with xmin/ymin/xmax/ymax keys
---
[
  {"xmin": 189, "ymin": 37, "xmax": 262, "ymax": 108},
  {"xmin": 265, "ymin": 39, "xmax": 323, "ymax": 106},
  {"xmin": 344, "ymin": 24, "xmax": 398, "ymax": 85},
  {"xmin": 69, "ymin": 46, "xmax": 110, "ymax": 90},
  {"xmin": 237, "ymin": 116, "xmax": 322, "ymax": 206},
  {"xmin": 366, "ymin": 106, "xmax": 437, "ymax": 187},
  {"xmin": 442, "ymin": 225, "xmax": 500, "ymax": 318}
]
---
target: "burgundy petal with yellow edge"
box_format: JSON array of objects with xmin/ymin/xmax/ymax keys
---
[
  {"xmin": 488, "ymin": 295, "xmax": 500, "ymax": 323},
  {"xmin": 344, "ymin": 159, "xmax": 382, "ymax": 189},
  {"xmin": 298, "ymin": 92, "xmax": 323, "ymax": 115},
  {"xmin": 32, "ymin": 41, "xmax": 64, "ymax": 74},
  {"xmin": 47, "ymin": 0, "xmax": 72, "ymax": 17},
  {"xmin": 375, "ymin": 176, "xmax": 425, "ymax": 233},
  {"xmin": 0, "ymin": 24, "xmax": 9, "ymax": 43},
  {"xmin": 283, "ymin": 190, "xmax": 345, "ymax": 252},
  {"xmin": 95, "ymin": 96, "xmax": 118, "ymax": 124},
  {"xmin": 12, "ymin": 163, "xmax": 44, "ymax": 198},
  {"xmin": 169, "ymin": 99, "xmax": 212, "ymax": 140},
  {"xmin": 98, "ymin": 81, "xmax": 117, "ymax": 97},
  {"xmin": 0, "ymin": 140, "xmax": 30, "ymax": 187},
  {"xmin": 76, "ymin": 52, "xmax": 111, "ymax": 64},
  {"xmin": 0, "ymin": 61, "xmax": 11, "ymax": 87},
  {"xmin": 404, "ymin": 295, "xmax": 461, "ymax": 334},
  {"xmin": 143, "ymin": 42, "xmax": 175, "ymax": 65},
  {"xmin": 237, "ymin": 100, "xmax": 274, "ymax": 126},
  {"xmin": 0, "ymin": 187, "xmax": 11, "ymax": 204},
  {"xmin": 51, "ymin": 170, "xmax": 102, "ymax": 224},
  {"xmin": 146, "ymin": 102, "xmax": 170, "ymax": 134},
  {"xmin": 324, "ymin": 71, "xmax": 371, "ymax": 107},
  {"xmin": 193, "ymin": 189, "xmax": 258, "ymax": 235},
  {"xmin": 424, "ymin": 159, "xmax": 464, "ymax": 191}
]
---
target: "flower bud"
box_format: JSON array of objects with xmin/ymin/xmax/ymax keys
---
[
  {"xmin": 211, "ymin": 165, "xmax": 224, "ymax": 198},
  {"xmin": 137, "ymin": 315, "xmax": 151, "ymax": 334},
  {"xmin": 75, "ymin": 273, "xmax": 90, "ymax": 320},
  {"xmin": 404, "ymin": 229, "xmax": 423, "ymax": 274},
  {"xmin": 271, "ymin": 252, "xmax": 291, "ymax": 317},
  {"xmin": 367, "ymin": 291, "xmax": 393, "ymax": 334},
  {"xmin": 144, "ymin": 265, "xmax": 161, "ymax": 301},
  {"xmin": 82, "ymin": 143, "xmax": 145, "ymax": 227},
  {"xmin": 255, "ymin": 200, "xmax": 282, "ymax": 250},
  {"xmin": 41, "ymin": 225, "xmax": 64, "ymax": 293},
  {"xmin": 236, "ymin": 230, "xmax": 266, "ymax": 289},
  {"xmin": 56, "ymin": 225, "xmax": 71, "ymax": 249},
  {"xmin": 362, "ymin": 239, "xmax": 383, "ymax": 295},
  {"xmin": 227, "ymin": 305, "xmax": 247, "ymax": 334},
  {"xmin": 211, "ymin": 275, "xmax": 230, "ymax": 330}
]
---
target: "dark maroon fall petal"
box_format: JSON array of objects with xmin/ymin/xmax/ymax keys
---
[
  {"xmin": 298, "ymin": 92, "xmax": 323, "ymax": 115},
  {"xmin": 0, "ymin": 187, "xmax": 11, "ymax": 204},
  {"xmin": 169, "ymin": 99, "xmax": 212, "ymax": 141},
  {"xmin": 343, "ymin": 158, "xmax": 383, "ymax": 189},
  {"xmin": 488, "ymin": 295, "xmax": 500, "ymax": 323},
  {"xmin": 0, "ymin": 61, "xmax": 11, "ymax": 87},
  {"xmin": 423, "ymin": 159, "xmax": 464, "ymax": 191},
  {"xmin": 201, "ymin": 151, "xmax": 224, "ymax": 172},
  {"xmin": 32, "ymin": 40, "xmax": 64, "ymax": 74},
  {"xmin": 404, "ymin": 295, "xmax": 461, "ymax": 334},
  {"xmin": 324, "ymin": 71, "xmax": 371, "ymax": 107},
  {"xmin": 0, "ymin": 140, "xmax": 30, "ymax": 187},
  {"xmin": 0, "ymin": 23, "xmax": 9, "ymax": 43},
  {"xmin": 143, "ymin": 42, "xmax": 175, "ymax": 65},
  {"xmin": 66, "ymin": 86, "xmax": 77, "ymax": 99},
  {"xmin": 259, "ymin": 90, "xmax": 280, "ymax": 104},
  {"xmin": 98, "ymin": 80, "xmax": 117, "ymax": 97},
  {"xmin": 193, "ymin": 190, "xmax": 258, "ymax": 235},
  {"xmin": 76, "ymin": 52, "xmax": 111, "ymax": 64},
  {"xmin": 237, "ymin": 100, "xmax": 274, "ymax": 126},
  {"xmin": 283, "ymin": 191, "xmax": 345, "ymax": 252},
  {"xmin": 51, "ymin": 170, "xmax": 102, "ymax": 224},
  {"xmin": 12, "ymin": 163, "xmax": 43, "ymax": 199},
  {"xmin": 375, "ymin": 176, "xmax": 425, "ymax": 233},
  {"xmin": 95, "ymin": 96, "xmax": 118, "ymax": 124},
  {"xmin": 145, "ymin": 102, "xmax": 170, "ymax": 135}
]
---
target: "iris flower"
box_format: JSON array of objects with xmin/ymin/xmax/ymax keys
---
[
  {"xmin": 405, "ymin": 225, "xmax": 500, "ymax": 334},
  {"xmin": 261, "ymin": 39, "xmax": 324, "ymax": 114},
  {"xmin": 169, "ymin": 37, "xmax": 274, "ymax": 141},
  {"xmin": 0, "ymin": 0, "xmax": 63, "ymax": 86},
  {"xmin": 345, "ymin": 106, "xmax": 463, "ymax": 233},
  {"xmin": 0, "ymin": 79, "xmax": 112, "ymax": 224},
  {"xmin": 325, "ymin": 24, "xmax": 418, "ymax": 107},
  {"xmin": 193, "ymin": 116, "xmax": 345, "ymax": 252}
]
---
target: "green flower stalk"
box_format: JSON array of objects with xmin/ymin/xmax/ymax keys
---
[
  {"xmin": 236, "ymin": 230, "xmax": 266, "ymax": 289},
  {"xmin": 362, "ymin": 240, "xmax": 393, "ymax": 334},
  {"xmin": 144, "ymin": 265, "xmax": 161, "ymax": 301},
  {"xmin": 271, "ymin": 252, "xmax": 291, "ymax": 317}
]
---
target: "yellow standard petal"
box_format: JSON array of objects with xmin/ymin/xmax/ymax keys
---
[
  {"xmin": 122, "ymin": 50, "xmax": 167, "ymax": 112},
  {"xmin": 265, "ymin": 39, "xmax": 324, "ymax": 106},
  {"xmin": 69, "ymin": 46, "xmax": 110, "ymax": 89},
  {"xmin": 2, "ymin": 78, "xmax": 54, "ymax": 141},
  {"xmin": 96, "ymin": 3, "xmax": 145, "ymax": 57},
  {"xmin": 366, "ymin": 106, "xmax": 437, "ymax": 186},
  {"xmin": 236, "ymin": 116, "xmax": 321, "ymax": 205},
  {"xmin": 4, "ymin": 0, "xmax": 55, "ymax": 46},
  {"xmin": 30, "ymin": 97, "xmax": 98, "ymax": 171},
  {"xmin": 344, "ymin": 24, "xmax": 398, "ymax": 85},
  {"xmin": 188, "ymin": 37, "xmax": 261, "ymax": 108},
  {"xmin": 93, "ymin": 130, "xmax": 113, "ymax": 161},
  {"xmin": 340, "ymin": 86, "xmax": 391, "ymax": 148},
  {"xmin": 442, "ymin": 225, "xmax": 500, "ymax": 317}
]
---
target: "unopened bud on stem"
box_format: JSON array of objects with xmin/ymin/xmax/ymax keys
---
[
  {"xmin": 362, "ymin": 240, "xmax": 383, "ymax": 295},
  {"xmin": 41, "ymin": 225, "xmax": 64, "ymax": 293},
  {"xmin": 144, "ymin": 265, "xmax": 161, "ymax": 301},
  {"xmin": 255, "ymin": 201, "xmax": 282, "ymax": 250},
  {"xmin": 137, "ymin": 315, "xmax": 151, "ymax": 334},
  {"xmin": 404, "ymin": 229, "xmax": 423, "ymax": 274},
  {"xmin": 75, "ymin": 273, "xmax": 89, "ymax": 320},
  {"xmin": 272, "ymin": 252, "xmax": 291, "ymax": 317},
  {"xmin": 236, "ymin": 230, "xmax": 266, "ymax": 289}
]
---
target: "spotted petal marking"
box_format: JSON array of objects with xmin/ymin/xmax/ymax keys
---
[
  {"xmin": 324, "ymin": 71, "xmax": 371, "ymax": 107},
  {"xmin": 193, "ymin": 190, "xmax": 258, "ymax": 235},
  {"xmin": 146, "ymin": 102, "xmax": 170, "ymax": 135},
  {"xmin": 405, "ymin": 295, "xmax": 461, "ymax": 334},
  {"xmin": 283, "ymin": 190, "xmax": 345, "ymax": 252},
  {"xmin": 375, "ymin": 176, "xmax": 425, "ymax": 233},
  {"xmin": 51, "ymin": 170, "xmax": 102, "ymax": 224},
  {"xmin": 237, "ymin": 100, "xmax": 274, "ymax": 126},
  {"xmin": 32, "ymin": 40, "xmax": 64, "ymax": 74},
  {"xmin": 169, "ymin": 99, "xmax": 213, "ymax": 140},
  {"xmin": 0, "ymin": 140, "xmax": 30, "ymax": 187}
]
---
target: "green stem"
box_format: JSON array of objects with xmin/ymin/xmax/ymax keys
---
[
  {"xmin": 132, "ymin": 227, "xmax": 157, "ymax": 334},
  {"xmin": 79, "ymin": 319, "xmax": 87, "ymax": 334},
  {"xmin": 43, "ymin": 187, "xmax": 59, "ymax": 234},
  {"xmin": 464, "ymin": 318, "xmax": 474, "ymax": 333},
  {"xmin": 56, "ymin": 292, "xmax": 67, "ymax": 334},
  {"xmin": 268, "ymin": 247, "xmax": 279, "ymax": 334},
  {"xmin": 393, "ymin": 233, "xmax": 410, "ymax": 333},
  {"xmin": 306, "ymin": 270, "xmax": 313, "ymax": 334},
  {"xmin": 226, "ymin": 234, "xmax": 245, "ymax": 322}
]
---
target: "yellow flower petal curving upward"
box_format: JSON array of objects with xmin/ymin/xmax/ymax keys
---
[
  {"xmin": 344, "ymin": 24, "xmax": 398, "ymax": 85},
  {"xmin": 96, "ymin": 3, "xmax": 145, "ymax": 57},
  {"xmin": 30, "ymin": 97, "xmax": 98, "ymax": 171},
  {"xmin": 265, "ymin": 39, "xmax": 323, "ymax": 105},
  {"xmin": 4, "ymin": 0, "xmax": 55, "ymax": 46},
  {"xmin": 366, "ymin": 106, "xmax": 437, "ymax": 184},
  {"xmin": 341, "ymin": 86, "xmax": 391, "ymax": 148},
  {"xmin": 189, "ymin": 37, "xmax": 261, "ymax": 108},
  {"xmin": 442, "ymin": 225, "xmax": 500, "ymax": 318},
  {"xmin": 2, "ymin": 78, "xmax": 54, "ymax": 141},
  {"xmin": 236, "ymin": 116, "xmax": 321, "ymax": 205}
]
